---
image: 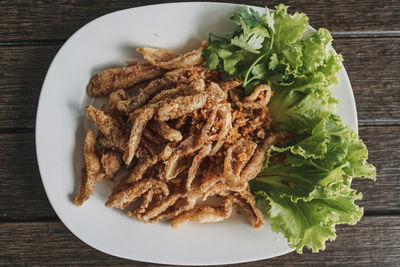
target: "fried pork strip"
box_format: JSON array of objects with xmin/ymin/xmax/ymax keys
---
[
  {"xmin": 123, "ymin": 107, "xmax": 155, "ymax": 165},
  {"xmin": 150, "ymin": 120, "xmax": 182, "ymax": 142},
  {"xmin": 164, "ymin": 66, "xmax": 211, "ymax": 84},
  {"xmin": 74, "ymin": 129, "xmax": 100, "ymax": 206},
  {"xmin": 219, "ymin": 79, "xmax": 242, "ymax": 92},
  {"xmin": 240, "ymin": 132, "xmax": 289, "ymax": 182},
  {"xmin": 186, "ymin": 143, "xmax": 212, "ymax": 190},
  {"xmin": 137, "ymin": 42, "xmax": 206, "ymax": 70},
  {"xmin": 106, "ymin": 178, "xmax": 169, "ymax": 209},
  {"xmin": 109, "ymin": 78, "xmax": 172, "ymax": 114},
  {"xmin": 233, "ymin": 188, "xmax": 264, "ymax": 228},
  {"xmin": 154, "ymin": 93, "xmax": 207, "ymax": 121},
  {"xmin": 148, "ymin": 79, "xmax": 205, "ymax": 104},
  {"xmin": 85, "ymin": 105, "xmax": 127, "ymax": 150},
  {"xmin": 88, "ymin": 64, "xmax": 164, "ymax": 97},
  {"xmin": 132, "ymin": 193, "xmax": 182, "ymax": 222},
  {"xmin": 170, "ymin": 197, "xmax": 233, "ymax": 228},
  {"xmin": 100, "ymin": 151, "xmax": 121, "ymax": 180}
]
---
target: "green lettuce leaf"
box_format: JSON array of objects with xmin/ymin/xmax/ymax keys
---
[
  {"xmin": 252, "ymin": 186, "xmax": 363, "ymax": 253},
  {"xmin": 203, "ymin": 4, "xmax": 376, "ymax": 254},
  {"xmin": 272, "ymin": 4, "xmax": 309, "ymax": 54}
]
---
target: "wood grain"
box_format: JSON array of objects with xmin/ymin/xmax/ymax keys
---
[
  {"xmin": 0, "ymin": 44, "xmax": 60, "ymax": 130},
  {"xmin": 0, "ymin": 133, "xmax": 56, "ymax": 219},
  {"xmin": 0, "ymin": 216, "xmax": 398, "ymax": 265},
  {"xmin": 0, "ymin": 38, "xmax": 399, "ymax": 130},
  {"xmin": 352, "ymin": 126, "xmax": 400, "ymax": 213},
  {"xmin": 334, "ymin": 38, "xmax": 400, "ymax": 122},
  {"xmin": 0, "ymin": 125, "xmax": 398, "ymax": 220},
  {"xmin": 0, "ymin": 0, "xmax": 400, "ymax": 42}
]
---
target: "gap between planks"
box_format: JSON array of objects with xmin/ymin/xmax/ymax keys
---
[
  {"xmin": 1, "ymin": 211, "xmax": 399, "ymax": 224},
  {"xmin": 0, "ymin": 31, "xmax": 400, "ymax": 47}
]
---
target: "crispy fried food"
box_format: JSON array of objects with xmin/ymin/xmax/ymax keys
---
[
  {"xmin": 110, "ymin": 79, "xmax": 172, "ymax": 114},
  {"xmin": 224, "ymin": 139, "xmax": 257, "ymax": 188},
  {"xmin": 164, "ymin": 66, "xmax": 214, "ymax": 84},
  {"xmin": 100, "ymin": 151, "xmax": 121, "ymax": 180},
  {"xmin": 137, "ymin": 41, "xmax": 206, "ymax": 70},
  {"xmin": 154, "ymin": 93, "xmax": 207, "ymax": 121},
  {"xmin": 150, "ymin": 195, "xmax": 197, "ymax": 222},
  {"xmin": 106, "ymin": 178, "xmax": 169, "ymax": 209},
  {"xmin": 78, "ymin": 41, "xmax": 288, "ymax": 228},
  {"xmin": 186, "ymin": 143, "xmax": 212, "ymax": 190},
  {"xmin": 74, "ymin": 173, "xmax": 94, "ymax": 207},
  {"xmin": 122, "ymin": 154, "xmax": 158, "ymax": 185},
  {"xmin": 233, "ymin": 188, "xmax": 264, "ymax": 228},
  {"xmin": 243, "ymin": 84, "xmax": 273, "ymax": 109},
  {"xmin": 210, "ymin": 103, "xmax": 232, "ymax": 155},
  {"xmin": 149, "ymin": 79, "xmax": 205, "ymax": 104},
  {"xmin": 74, "ymin": 129, "xmax": 100, "ymax": 206},
  {"xmin": 170, "ymin": 197, "xmax": 233, "ymax": 228},
  {"xmin": 150, "ymin": 120, "xmax": 182, "ymax": 142},
  {"xmin": 219, "ymin": 79, "xmax": 242, "ymax": 92},
  {"xmin": 201, "ymin": 181, "xmax": 231, "ymax": 201},
  {"xmin": 123, "ymin": 106, "xmax": 155, "ymax": 165},
  {"xmin": 162, "ymin": 153, "xmax": 180, "ymax": 180},
  {"xmin": 135, "ymin": 189, "xmax": 157, "ymax": 214},
  {"xmin": 132, "ymin": 193, "xmax": 182, "ymax": 222},
  {"xmin": 88, "ymin": 64, "xmax": 164, "ymax": 97},
  {"xmin": 85, "ymin": 105, "xmax": 127, "ymax": 150},
  {"xmin": 240, "ymin": 132, "xmax": 289, "ymax": 183}
]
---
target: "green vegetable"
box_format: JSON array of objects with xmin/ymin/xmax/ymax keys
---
[{"xmin": 203, "ymin": 4, "xmax": 375, "ymax": 253}]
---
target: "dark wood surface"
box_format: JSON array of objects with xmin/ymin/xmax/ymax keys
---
[{"xmin": 1, "ymin": 1, "xmax": 399, "ymax": 266}]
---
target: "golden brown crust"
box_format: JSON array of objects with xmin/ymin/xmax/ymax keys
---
[
  {"xmin": 85, "ymin": 105, "xmax": 127, "ymax": 151},
  {"xmin": 233, "ymin": 188, "xmax": 264, "ymax": 228},
  {"xmin": 170, "ymin": 197, "xmax": 233, "ymax": 228},
  {"xmin": 99, "ymin": 151, "xmax": 121, "ymax": 180},
  {"xmin": 150, "ymin": 120, "xmax": 182, "ymax": 142},
  {"xmin": 106, "ymin": 178, "xmax": 169, "ymax": 209},
  {"xmin": 154, "ymin": 93, "xmax": 207, "ymax": 121},
  {"xmin": 78, "ymin": 41, "xmax": 289, "ymax": 229},
  {"xmin": 137, "ymin": 43, "xmax": 206, "ymax": 70},
  {"xmin": 109, "ymin": 79, "xmax": 172, "ymax": 115},
  {"xmin": 74, "ymin": 129, "xmax": 99, "ymax": 206},
  {"xmin": 87, "ymin": 64, "xmax": 164, "ymax": 97},
  {"xmin": 123, "ymin": 107, "xmax": 155, "ymax": 165},
  {"xmin": 240, "ymin": 132, "xmax": 289, "ymax": 183},
  {"xmin": 186, "ymin": 143, "xmax": 212, "ymax": 190},
  {"xmin": 219, "ymin": 79, "xmax": 242, "ymax": 93}
]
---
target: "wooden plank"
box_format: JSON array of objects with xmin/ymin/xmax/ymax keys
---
[
  {"xmin": 0, "ymin": 38, "xmax": 399, "ymax": 130},
  {"xmin": 0, "ymin": 45, "xmax": 60, "ymax": 129},
  {"xmin": 0, "ymin": 133, "xmax": 56, "ymax": 219},
  {"xmin": 0, "ymin": 125, "xmax": 398, "ymax": 220},
  {"xmin": 0, "ymin": 216, "xmax": 398, "ymax": 265},
  {"xmin": 0, "ymin": 0, "xmax": 400, "ymax": 42},
  {"xmin": 334, "ymin": 38, "xmax": 400, "ymax": 122},
  {"xmin": 352, "ymin": 126, "xmax": 400, "ymax": 213}
]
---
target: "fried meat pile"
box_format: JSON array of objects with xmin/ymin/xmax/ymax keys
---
[{"xmin": 74, "ymin": 42, "xmax": 287, "ymax": 228}]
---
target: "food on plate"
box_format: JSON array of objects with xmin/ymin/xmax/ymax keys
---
[
  {"xmin": 76, "ymin": 40, "xmax": 288, "ymax": 229},
  {"xmin": 88, "ymin": 64, "xmax": 164, "ymax": 97},
  {"xmin": 75, "ymin": 3, "xmax": 375, "ymax": 254}
]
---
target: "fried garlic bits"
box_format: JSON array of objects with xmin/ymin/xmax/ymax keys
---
[{"xmin": 76, "ymin": 42, "xmax": 287, "ymax": 228}]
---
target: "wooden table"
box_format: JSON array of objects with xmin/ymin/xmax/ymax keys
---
[{"xmin": 1, "ymin": 1, "xmax": 399, "ymax": 266}]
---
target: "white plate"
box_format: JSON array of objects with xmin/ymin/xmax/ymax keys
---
[{"xmin": 36, "ymin": 2, "xmax": 357, "ymax": 265}]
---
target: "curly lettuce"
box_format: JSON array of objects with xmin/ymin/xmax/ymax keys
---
[{"xmin": 203, "ymin": 4, "xmax": 376, "ymax": 253}]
